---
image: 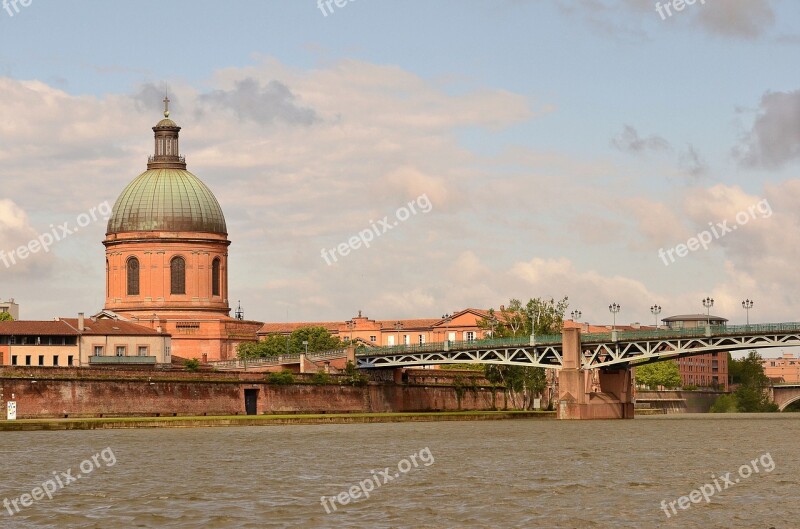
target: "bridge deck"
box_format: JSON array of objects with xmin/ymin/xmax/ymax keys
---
[{"xmin": 355, "ymin": 322, "xmax": 800, "ymax": 370}]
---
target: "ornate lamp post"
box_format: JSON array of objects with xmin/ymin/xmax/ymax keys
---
[
  {"xmin": 650, "ymin": 305, "xmax": 662, "ymax": 329},
  {"xmin": 394, "ymin": 321, "xmax": 403, "ymax": 347},
  {"xmin": 608, "ymin": 303, "xmax": 621, "ymax": 331},
  {"xmin": 442, "ymin": 314, "xmax": 452, "ymax": 344},
  {"xmin": 488, "ymin": 316, "xmax": 498, "ymax": 339},
  {"xmin": 702, "ymin": 297, "xmax": 714, "ymax": 326},
  {"xmin": 571, "ymin": 310, "xmax": 582, "ymax": 321},
  {"xmin": 742, "ymin": 299, "xmax": 754, "ymax": 326},
  {"xmin": 528, "ymin": 306, "xmax": 541, "ymax": 345}
]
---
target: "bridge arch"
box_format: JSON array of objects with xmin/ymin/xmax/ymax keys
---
[{"xmin": 772, "ymin": 386, "xmax": 800, "ymax": 411}]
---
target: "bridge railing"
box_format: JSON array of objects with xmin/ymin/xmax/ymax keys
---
[
  {"xmin": 582, "ymin": 322, "xmax": 800, "ymax": 343},
  {"xmin": 358, "ymin": 335, "xmax": 563, "ymax": 357},
  {"xmin": 308, "ymin": 348, "xmax": 349, "ymax": 360},
  {"xmin": 356, "ymin": 322, "xmax": 800, "ymax": 358}
]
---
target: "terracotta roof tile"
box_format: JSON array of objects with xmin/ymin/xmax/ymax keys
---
[
  {"xmin": 61, "ymin": 318, "xmax": 166, "ymax": 336},
  {"xmin": 0, "ymin": 320, "xmax": 78, "ymax": 336}
]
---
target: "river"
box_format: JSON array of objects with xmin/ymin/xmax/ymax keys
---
[{"xmin": 0, "ymin": 415, "xmax": 797, "ymax": 528}]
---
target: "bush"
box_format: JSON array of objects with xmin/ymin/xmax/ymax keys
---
[
  {"xmin": 342, "ymin": 360, "xmax": 369, "ymax": 387},
  {"xmin": 682, "ymin": 384, "xmax": 698, "ymax": 391},
  {"xmin": 267, "ymin": 370, "xmax": 296, "ymax": 385},
  {"xmin": 184, "ymin": 359, "xmax": 201, "ymax": 372},
  {"xmin": 710, "ymin": 394, "xmax": 739, "ymax": 413},
  {"xmin": 312, "ymin": 370, "xmax": 333, "ymax": 385}
]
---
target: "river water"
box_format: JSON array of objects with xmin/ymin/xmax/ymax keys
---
[{"xmin": 0, "ymin": 415, "xmax": 797, "ymax": 528}]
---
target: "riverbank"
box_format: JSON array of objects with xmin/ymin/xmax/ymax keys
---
[{"xmin": 0, "ymin": 410, "xmax": 555, "ymax": 431}]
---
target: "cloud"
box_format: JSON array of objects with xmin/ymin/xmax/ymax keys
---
[
  {"xmin": 611, "ymin": 125, "xmax": 671, "ymax": 154},
  {"xmin": 679, "ymin": 144, "xmax": 708, "ymax": 178},
  {"xmin": 199, "ymin": 78, "xmax": 319, "ymax": 126},
  {"xmin": 734, "ymin": 89, "xmax": 800, "ymax": 169},
  {"xmin": 692, "ymin": 0, "xmax": 775, "ymax": 39},
  {"xmin": 0, "ymin": 199, "xmax": 54, "ymax": 276},
  {"xmin": 560, "ymin": 0, "xmax": 778, "ymax": 40}
]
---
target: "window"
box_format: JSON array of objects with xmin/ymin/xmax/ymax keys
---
[
  {"xmin": 388, "ymin": 336, "xmax": 395, "ymax": 346},
  {"xmin": 38, "ymin": 355, "xmax": 44, "ymax": 366},
  {"xmin": 465, "ymin": 331, "xmax": 475, "ymax": 342},
  {"xmin": 25, "ymin": 355, "xmax": 31, "ymax": 366},
  {"xmin": 94, "ymin": 346, "xmax": 104, "ymax": 357},
  {"xmin": 11, "ymin": 355, "xmax": 17, "ymax": 366},
  {"xmin": 53, "ymin": 356, "xmax": 59, "ymax": 366},
  {"xmin": 138, "ymin": 346, "xmax": 149, "ymax": 357},
  {"xmin": 127, "ymin": 257, "xmax": 140, "ymax": 296},
  {"xmin": 419, "ymin": 334, "xmax": 426, "ymax": 345},
  {"xmin": 403, "ymin": 335, "xmax": 410, "ymax": 345},
  {"xmin": 369, "ymin": 336, "xmax": 376, "ymax": 342},
  {"xmin": 171, "ymin": 256, "xmax": 186, "ymax": 295},
  {"xmin": 116, "ymin": 346, "xmax": 126, "ymax": 357},
  {"xmin": 212, "ymin": 258, "xmax": 221, "ymax": 296},
  {"xmin": 67, "ymin": 356, "xmax": 74, "ymax": 367}
]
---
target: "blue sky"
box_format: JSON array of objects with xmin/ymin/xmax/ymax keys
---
[{"xmin": 1, "ymin": 0, "xmax": 799, "ymax": 331}]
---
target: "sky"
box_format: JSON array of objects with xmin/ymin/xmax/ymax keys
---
[{"xmin": 0, "ymin": 0, "xmax": 799, "ymax": 331}]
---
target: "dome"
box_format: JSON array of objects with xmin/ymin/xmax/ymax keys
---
[
  {"xmin": 155, "ymin": 117, "xmax": 178, "ymax": 128},
  {"xmin": 107, "ymin": 168, "xmax": 227, "ymax": 235}
]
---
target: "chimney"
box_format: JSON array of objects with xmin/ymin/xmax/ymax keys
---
[{"xmin": 78, "ymin": 312, "xmax": 85, "ymax": 332}]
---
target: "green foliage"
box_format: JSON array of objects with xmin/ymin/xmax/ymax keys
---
[
  {"xmin": 440, "ymin": 364, "xmax": 483, "ymax": 371},
  {"xmin": 479, "ymin": 297, "xmax": 567, "ymax": 409},
  {"xmin": 479, "ymin": 296, "xmax": 569, "ymax": 339},
  {"xmin": 710, "ymin": 393, "xmax": 739, "ymax": 413},
  {"xmin": 0, "ymin": 312, "xmax": 13, "ymax": 322},
  {"xmin": 238, "ymin": 326, "xmax": 343, "ymax": 359},
  {"xmin": 266, "ymin": 370, "xmax": 296, "ymax": 385},
  {"xmin": 183, "ymin": 358, "xmax": 201, "ymax": 372},
  {"xmin": 635, "ymin": 361, "xmax": 682, "ymax": 389},
  {"xmin": 682, "ymin": 384, "xmax": 698, "ymax": 391},
  {"xmin": 731, "ymin": 351, "xmax": 778, "ymax": 413},
  {"xmin": 312, "ymin": 370, "xmax": 333, "ymax": 385},
  {"xmin": 342, "ymin": 360, "xmax": 368, "ymax": 387}
]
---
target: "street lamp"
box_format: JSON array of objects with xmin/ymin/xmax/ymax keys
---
[
  {"xmin": 442, "ymin": 314, "xmax": 452, "ymax": 344},
  {"xmin": 571, "ymin": 310, "xmax": 582, "ymax": 321},
  {"xmin": 608, "ymin": 303, "xmax": 621, "ymax": 331},
  {"xmin": 702, "ymin": 297, "xmax": 714, "ymax": 326},
  {"xmin": 650, "ymin": 305, "xmax": 662, "ymax": 329},
  {"xmin": 742, "ymin": 299, "xmax": 754, "ymax": 326},
  {"xmin": 394, "ymin": 321, "xmax": 403, "ymax": 347},
  {"xmin": 488, "ymin": 316, "xmax": 498, "ymax": 339},
  {"xmin": 346, "ymin": 320, "xmax": 355, "ymax": 342},
  {"xmin": 302, "ymin": 340, "xmax": 309, "ymax": 355},
  {"xmin": 528, "ymin": 307, "xmax": 540, "ymax": 345}
]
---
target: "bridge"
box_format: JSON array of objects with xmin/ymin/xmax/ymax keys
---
[
  {"xmin": 355, "ymin": 323, "xmax": 800, "ymax": 420},
  {"xmin": 771, "ymin": 384, "xmax": 800, "ymax": 411},
  {"xmin": 355, "ymin": 322, "xmax": 800, "ymax": 370}
]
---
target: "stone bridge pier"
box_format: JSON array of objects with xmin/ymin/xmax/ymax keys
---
[{"xmin": 557, "ymin": 328, "xmax": 634, "ymax": 419}]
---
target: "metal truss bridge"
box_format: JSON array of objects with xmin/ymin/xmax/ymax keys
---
[{"xmin": 355, "ymin": 322, "xmax": 800, "ymax": 370}]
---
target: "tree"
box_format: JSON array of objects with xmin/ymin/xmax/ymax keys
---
[
  {"xmin": 731, "ymin": 351, "xmax": 777, "ymax": 412},
  {"xmin": 480, "ymin": 296, "xmax": 568, "ymax": 409},
  {"xmin": 238, "ymin": 326, "xmax": 343, "ymax": 359},
  {"xmin": 0, "ymin": 312, "xmax": 13, "ymax": 322},
  {"xmin": 635, "ymin": 360, "xmax": 682, "ymax": 390}
]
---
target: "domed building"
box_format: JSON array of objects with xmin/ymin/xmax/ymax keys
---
[{"xmin": 103, "ymin": 98, "xmax": 261, "ymax": 361}]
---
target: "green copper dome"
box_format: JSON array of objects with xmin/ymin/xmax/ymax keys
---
[{"xmin": 107, "ymin": 168, "xmax": 227, "ymax": 235}]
